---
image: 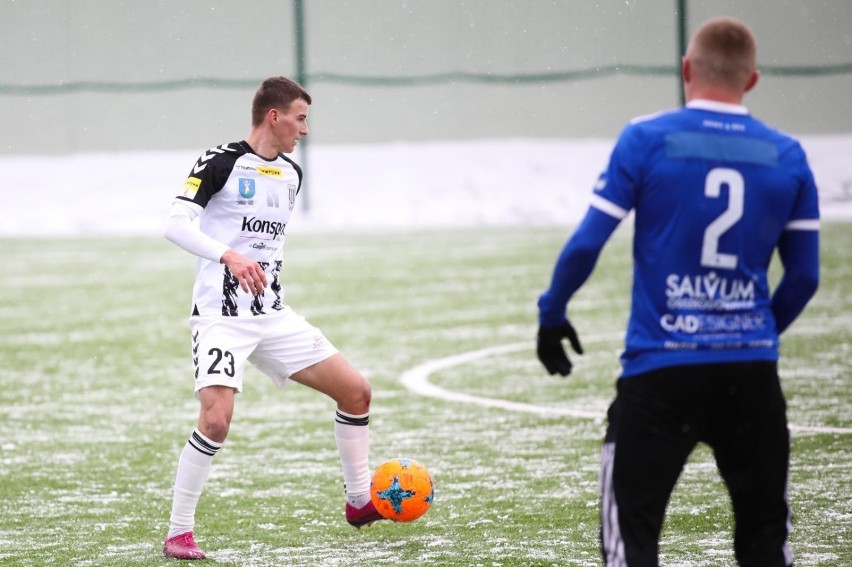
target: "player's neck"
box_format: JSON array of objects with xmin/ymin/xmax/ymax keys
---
[
  {"xmin": 684, "ymin": 85, "xmax": 745, "ymax": 106},
  {"xmin": 244, "ymin": 131, "xmax": 280, "ymax": 160}
]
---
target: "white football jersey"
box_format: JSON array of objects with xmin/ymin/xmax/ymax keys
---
[{"xmin": 175, "ymin": 141, "xmax": 301, "ymax": 317}]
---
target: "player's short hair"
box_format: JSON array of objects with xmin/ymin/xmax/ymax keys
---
[
  {"xmin": 688, "ymin": 18, "xmax": 756, "ymax": 89},
  {"xmin": 251, "ymin": 77, "xmax": 312, "ymax": 126}
]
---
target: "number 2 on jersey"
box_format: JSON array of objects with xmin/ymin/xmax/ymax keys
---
[{"xmin": 701, "ymin": 168, "xmax": 744, "ymax": 270}]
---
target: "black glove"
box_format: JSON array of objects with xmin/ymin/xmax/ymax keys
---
[{"xmin": 537, "ymin": 320, "xmax": 584, "ymax": 376}]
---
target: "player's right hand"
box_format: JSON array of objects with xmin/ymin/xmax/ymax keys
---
[
  {"xmin": 220, "ymin": 249, "xmax": 268, "ymax": 295},
  {"xmin": 536, "ymin": 320, "xmax": 584, "ymax": 377}
]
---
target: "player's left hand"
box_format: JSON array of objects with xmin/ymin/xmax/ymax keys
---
[
  {"xmin": 220, "ymin": 248, "xmax": 268, "ymax": 295},
  {"xmin": 536, "ymin": 320, "xmax": 584, "ymax": 376}
]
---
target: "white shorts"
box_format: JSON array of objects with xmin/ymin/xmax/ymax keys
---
[{"xmin": 188, "ymin": 306, "xmax": 338, "ymax": 396}]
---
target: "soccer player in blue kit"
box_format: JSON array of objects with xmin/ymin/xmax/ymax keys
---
[{"xmin": 536, "ymin": 18, "xmax": 819, "ymax": 567}]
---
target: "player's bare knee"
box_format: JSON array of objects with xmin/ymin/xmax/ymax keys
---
[
  {"xmin": 340, "ymin": 377, "xmax": 371, "ymax": 415},
  {"xmin": 198, "ymin": 414, "xmax": 231, "ymax": 443},
  {"xmin": 356, "ymin": 378, "xmax": 372, "ymax": 409}
]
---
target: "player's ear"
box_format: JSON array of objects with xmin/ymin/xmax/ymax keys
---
[
  {"xmin": 267, "ymin": 107, "xmax": 279, "ymax": 125},
  {"xmin": 744, "ymin": 69, "xmax": 760, "ymax": 93},
  {"xmin": 681, "ymin": 57, "xmax": 691, "ymax": 83}
]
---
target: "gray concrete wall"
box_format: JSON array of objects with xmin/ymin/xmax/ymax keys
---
[{"xmin": 1, "ymin": 0, "xmax": 850, "ymax": 155}]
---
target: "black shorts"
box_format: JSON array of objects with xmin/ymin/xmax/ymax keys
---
[{"xmin": 600, "ymin": 361, "xmax": 793, "ymax": 567}]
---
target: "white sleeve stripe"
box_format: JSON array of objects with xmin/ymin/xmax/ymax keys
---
[
  {"xmin": 785, "ymin": 219, "xmax": 820, "ymax": 231},
  {"xmin": 589, "ymin": 194, "xmax": 630, "ymax": 220}
]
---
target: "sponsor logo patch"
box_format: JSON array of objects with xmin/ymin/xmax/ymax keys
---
[
  {"xmin": 241, "ymin": 216, "xmax": 286, "ymax": 240},
  {"xmin": 181, "ymin": 176, "xmax": 201, "ymax": 198},
  {"xmin": 665, "ymin": 272, "xmax": 755, "ymax": 310},
  {"xmin": 256, "ymin": 166, "xmax": 283, "ymax": 178}
]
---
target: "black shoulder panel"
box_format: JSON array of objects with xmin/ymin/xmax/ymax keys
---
[{"xmin": 185, "ymin": 142, "xmax": 246, "ymax": 207}]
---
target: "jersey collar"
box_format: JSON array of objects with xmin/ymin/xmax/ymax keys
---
[{"xmin": 686, "ymin": 99, "xmax": 749, "ymax": 115}]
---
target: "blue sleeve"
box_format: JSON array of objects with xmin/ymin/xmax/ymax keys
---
[
  {"xmin": 537, "ymin": 208, "xmax": 622, "ymax": 328},
  {"xmin": 771, "ymin": 229, "xmax": 820, "ymax": 334}
]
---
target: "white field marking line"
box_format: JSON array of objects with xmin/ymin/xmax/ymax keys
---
[
  {"xmin": 399, "ymin": 337, "xmax": 852, "ymax": 434},
  {"xmin": 400, "ymin": 334, "xmax": 620, "ymax": 419}
]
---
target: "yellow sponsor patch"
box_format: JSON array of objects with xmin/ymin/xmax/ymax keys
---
[
  {"xmin": 181, "ymin": 176, "xmax": 201, "ymax": 198},
  {"xmin": 256, "ymin": 166, "xmax": 283, "ymax": 178}
]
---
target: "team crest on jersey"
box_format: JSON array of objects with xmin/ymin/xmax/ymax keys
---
[
  {"xmin": 288, "ymin": 184, "xmax": 297, "ymax": 211},
  {"xmin": 182, "ymin": 176, "xmax": 201, "ymax": 198},
  {"xmin": 238, "ymin": 178, "xmax": 256, "ymax": 202}
]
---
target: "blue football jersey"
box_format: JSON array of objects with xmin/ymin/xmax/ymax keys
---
[{"xmin": 590, "ymin": 100, "xmax": 820, "ymax": 376}]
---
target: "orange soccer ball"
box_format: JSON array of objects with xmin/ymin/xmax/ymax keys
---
[{"xmin": 370, "ymin": 458, "xmax": 434, "ymax": 522}]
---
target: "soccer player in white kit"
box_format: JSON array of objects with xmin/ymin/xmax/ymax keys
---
[{"xmin": 161, "ymin": 77, "xmax": 383, "ymax": 560}]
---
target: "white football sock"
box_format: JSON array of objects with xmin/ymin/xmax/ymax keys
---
[
  {"xmin": 347, "ymin": 492, "xmax": 372, "ymax": 509},
  {"xmin": 167, "ymin": 429, "xmax": 222, "ymax": 539},
  {"xmin": 334, "ymin": 410, "xmax": 371, "ymax": 504}
]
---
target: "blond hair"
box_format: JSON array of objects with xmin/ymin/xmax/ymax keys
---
[{"xmin": 687, "ymin": 18, "xmax": 756, "ymax": 90}]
